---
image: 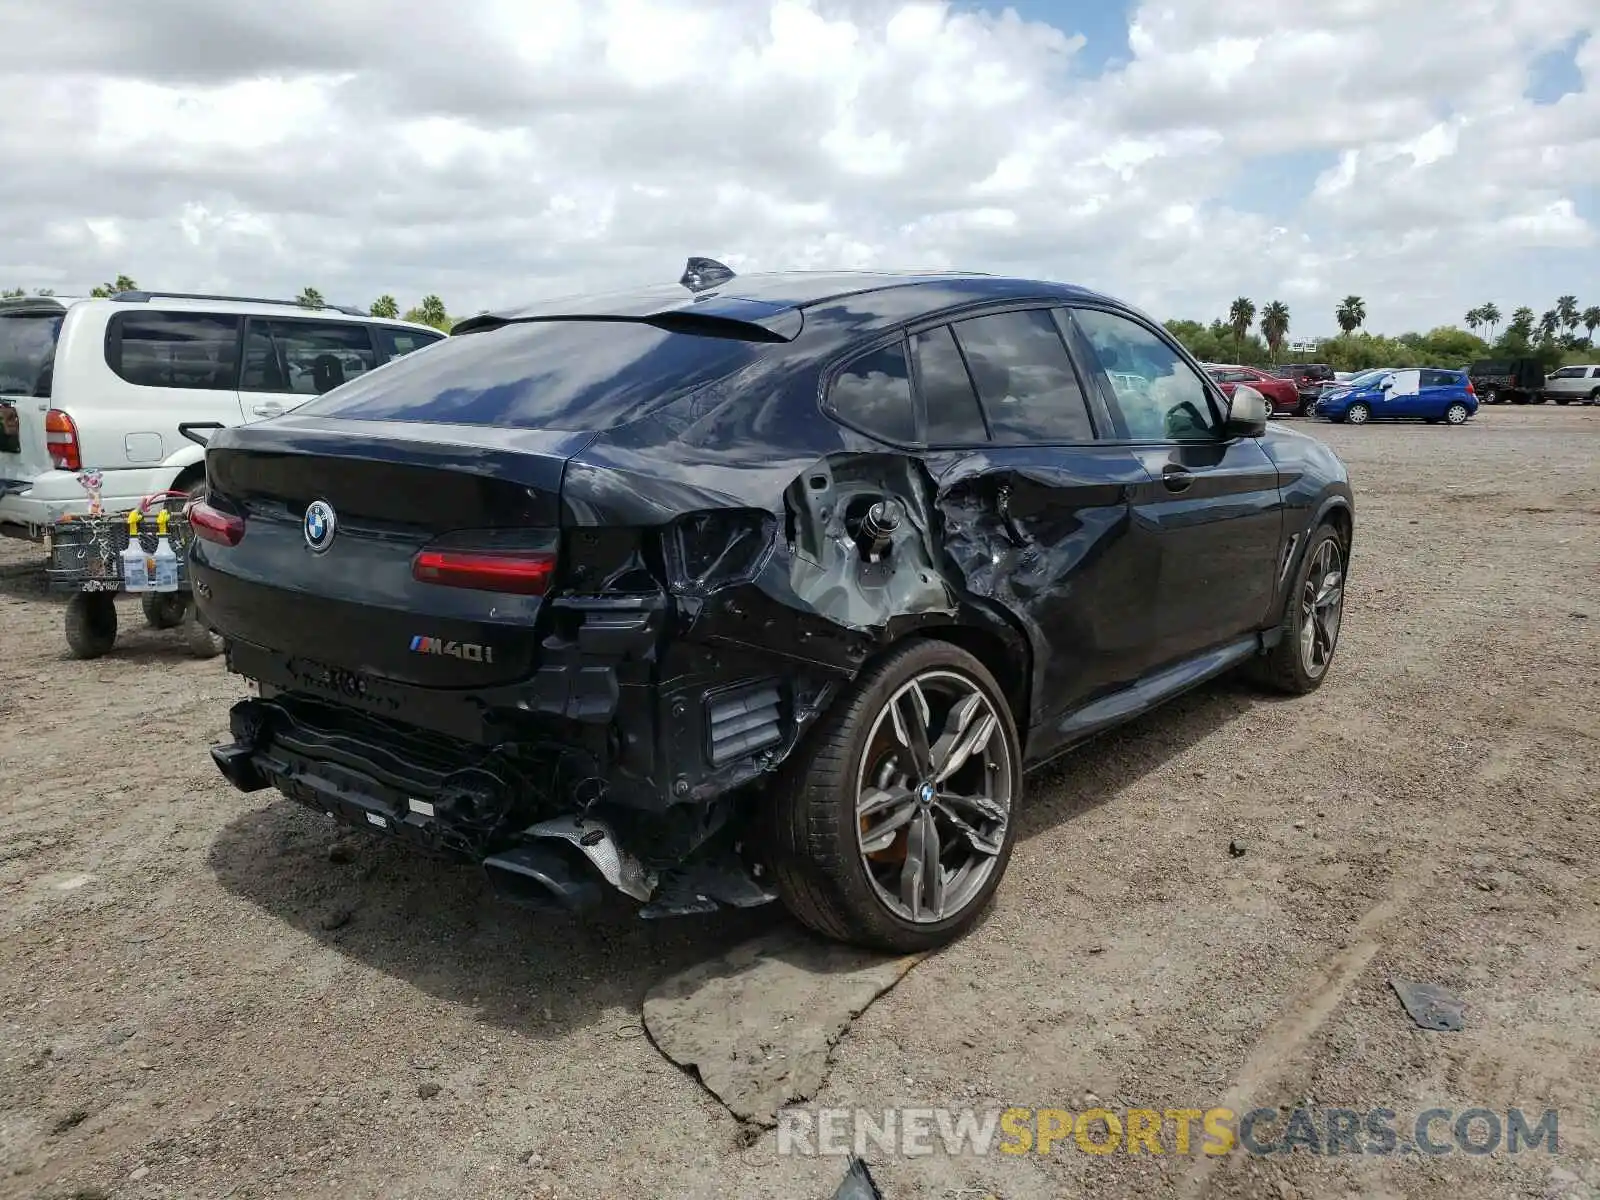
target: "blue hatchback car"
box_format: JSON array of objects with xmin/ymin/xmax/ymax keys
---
[{"xmin": 1315, "ymin": 367, "xmax": 1478, "ymax": 425}]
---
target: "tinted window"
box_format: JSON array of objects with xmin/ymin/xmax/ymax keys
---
[
  {"xmin": 242, "ymin": 319, "xmax": 378, "ymax": 395},
  {"xmin": 1073, "ymin": 308, "xmax": 1218, "ymax": 441},
  {"xmin": 948, "ymin": 310, "xmax": 1094, "ymax": 443},
  {"xmin": 0, "ymin": 312, "xmax": 63, "ymax": 397},
  {"xmin": 830, "ymin": 344, "xmax": 916, "ymax": 444},
  {"xmin": 911, "ymin": 326, "xmax": 987, "ymax": 443},
  {"xmin": 1421, "ymin": 369, "xmax": 1460, "ymax": 387},
  {"xmin": 376, "ymin": 326, "xmax": 445, "ymax": 362},
  {"xmin": 1550, "ymin": 366, "xmax": 1584, "ymax": 379},
  {"xmin": 106, "ymin": 312, "xmax": 240, "ymax": 390},
  {"xmin": 304, "ymin": 320, "xmax": 766, "ymax": 431}
]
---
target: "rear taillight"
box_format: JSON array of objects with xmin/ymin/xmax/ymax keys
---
[
  {"xmin": 44, "ymin": 409, "xmax": 80, "ymax": 471},
  {"xmin": 189, "ymin": 500, "xmax": 246, "ymax": 547},
  {"xmin": 412, "ymin": 549, "xmax": 556, "ymax": 595},
  {"xmin": 1466, "ymin": 380, "xmax": 1476, "ymax": 395}
]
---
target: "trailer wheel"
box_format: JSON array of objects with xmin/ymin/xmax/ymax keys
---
[{"xmin": 65, "ymin": 593, "xmax": 118, "ymax": 659}]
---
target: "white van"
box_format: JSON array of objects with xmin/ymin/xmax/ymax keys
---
[{"xmin": 0, "ymin": 291, "xmax": 447, "ymax": 538}]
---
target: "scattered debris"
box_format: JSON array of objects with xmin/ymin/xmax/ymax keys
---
[
  {"xmin": 128, "ymin": 1165, "xmax": 150, "ymax": 1182},
  {"xmin": 1390, "ymin": 978, "xmax": 1464, "ymax": 1032},
  {"xmin": 1228, "ymin": 840, "xmax": 1247, "ymax": 858},
  {"xmin": 417, "ymin": 1082, "xmax": 442, "ymax": 1100},
  {"xmin": 830, "ymin": 1156, "xmax": 884, "ymax": 1200},
  {"xmin": 643, "ymin": 929, "xmax": 925, "ymax": 1126},
  {"xmin": 51, "ymin": 1108, "xmax": 89, "ymax": 1134}
]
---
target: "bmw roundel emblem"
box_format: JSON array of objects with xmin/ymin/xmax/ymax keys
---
[{"xmin": 303, "ymin": 500, "xmax": 337, "ymax": 553}]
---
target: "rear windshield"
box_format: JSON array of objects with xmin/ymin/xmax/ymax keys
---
[
  {"xmin": 0, "ymin": 311, "xmax": 65, "ymax": 397},
  {"xmin": 299, "ymin": 319, "xmax": 764, "ymax": 430}
]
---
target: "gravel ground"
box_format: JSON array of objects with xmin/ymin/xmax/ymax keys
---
[{"xmin": 1, "ymin": 408, "xmax": 1596, "ymax": 1200}]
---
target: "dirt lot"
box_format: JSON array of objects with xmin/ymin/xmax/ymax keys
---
[{"xmin": 1, "ymin": 408, "xmax": 1597, "ymax": 1200}]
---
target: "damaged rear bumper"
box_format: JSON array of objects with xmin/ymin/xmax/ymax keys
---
[{"xmin": 212, "ymin": 693, "xmax": 778, "ymax": 917}]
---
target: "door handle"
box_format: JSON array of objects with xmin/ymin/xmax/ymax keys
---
[
  {"xmin": 251, "ymin": 402, "xmax": 285, "ymax": 418},
  {"xmin": 1161, "ymin": 465, "xmax": 1193, "ymax": 493}
]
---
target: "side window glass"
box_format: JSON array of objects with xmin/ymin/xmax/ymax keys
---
[
  {"xmin": 376, "ymin": 326, "xmax": 445, "ymax": 361},
  {"xmin": 948, "ymin": 309, "xmax": 1095, "ymax": 443},
  {"xmin": 241, "ymin": 320, "xmax": 378, "ymax": 394},
  {"xmin": 1072, "ymin": 308, "xmax": 1219, "ymax": 441},
  {"xmin": 105, "ymin": 312, "xmax": 240, "ymax": 390},
  {"xmin": 911, "ymin": 326, "xmax": 988, "ymax": 444},
  {"xmin": 830, "ymin": 343, "xmax": 916, "ymax": 444}
]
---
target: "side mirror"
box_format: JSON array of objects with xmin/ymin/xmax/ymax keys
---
[
  {"xmin": 1379, "ymin": 380, "xmax": 1393, "ymax": 391},
  {"xmin": 1223, "ymin": 385, "xmax": 1269, "ymax": 437}
]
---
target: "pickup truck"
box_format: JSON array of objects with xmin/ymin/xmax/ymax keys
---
[{"xmin": 1467, "ymin": 358, "xmax": 1545, "ymax": 405}]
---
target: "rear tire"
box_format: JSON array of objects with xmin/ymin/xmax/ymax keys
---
[
  {"xmin": 142, "ymin": 592, "xmax": 187, "ymax": 629},
  {"xmin": 1444, "ymin": 402, "xmax": 1470, "ymax": 426},
  {"xmin": 1482, "ymin": 388, "xmax": 1499, "ymax": 405},
  {"xmin": 1343, "ymin": 402, "xmax": 1371, "ymax": 425},
  {"xmin": 181, "ymin": 601, "xmax": 224, "ymax": 659},
  {"xmin": 765, "ymin": 639, "xmax": 1021, "ymax": 953},
  {"xmin": 65, "ymin": 593, "xmax": 118, "ymax": 659},
  {"xmin": 1253, "ymin": 524, "xmax": 1346, "ymax": 696}
]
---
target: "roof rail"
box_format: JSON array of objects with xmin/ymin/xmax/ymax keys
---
[{"xmin": 108, "ymin": 290, "xmax": 371, "ymax": 318}]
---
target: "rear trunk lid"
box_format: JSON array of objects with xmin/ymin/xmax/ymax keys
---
[
  {"xmin": 0, "ymin": 299, "xmax": 67, "ymax": 490},
  {"xmin": 194, "ymin": 417, "xmax": 595, "ymax": 688}
]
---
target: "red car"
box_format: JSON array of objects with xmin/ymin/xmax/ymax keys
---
[{"xmin": 1205, "ymin": 364, "xmax": 1304, "ymax": 417}]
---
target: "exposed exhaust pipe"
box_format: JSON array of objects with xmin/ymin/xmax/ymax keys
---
[{"xmin": 482, "ymin": 843, "xmax": 605, "ymax": 913}]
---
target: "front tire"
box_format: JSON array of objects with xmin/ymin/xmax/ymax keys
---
[
  {"xmin": 1444, "ymin": 402, "xmax": 1470, "ymax": 425},
  {"xmin": 1343, "ymin": 401, "xmax": 1371, "ymax": 425},
  {"xmin": 65, "ymin": 593, "xmax": 118, "ymax": 659},
  {"xmin": 766, "ymin": 639, "xmax": 1021, "ymax": 953},
  {"xmin": 1253, "ymin": 525, "xmax": 1346, "ymax": 695}
]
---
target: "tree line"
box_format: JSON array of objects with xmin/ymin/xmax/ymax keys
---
[
  {"xmin": 1, "ymin": 276, "xmax": 455, "ymax": 332},
  {"xmin": 1164, "ymin": 293, "xmax": 1599, "ymax": 373}
]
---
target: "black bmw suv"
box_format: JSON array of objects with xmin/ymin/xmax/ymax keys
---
[{"xmin": 192, "ymin": 260, "xmax": 1354, "ymax": 952}]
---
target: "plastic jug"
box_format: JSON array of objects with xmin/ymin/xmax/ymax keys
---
[
  {"xmin": 121, "ymin": 510, "xmax": 150, "ymax": 593},
  {"xmin": 152, "ymin": 510, "xmax": 180, "ymax": 593}
]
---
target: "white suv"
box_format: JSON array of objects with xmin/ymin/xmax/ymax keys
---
[
  {"xmin": 1543, "ymin": 364, "xmax": 1600, "ymax": 406},
  {"xmin": 1, "ymin": 291, "xmax": 447, "ymax": 538}
]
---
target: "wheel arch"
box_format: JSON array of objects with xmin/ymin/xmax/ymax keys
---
[{"xmin": 867, "ymin": 609, "xmax": 1033, "ymax": 734}]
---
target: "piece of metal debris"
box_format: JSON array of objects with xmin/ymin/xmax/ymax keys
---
[
  {"xmin": 1390, "ymin": 978, "xmax": 1464, "ymax": 1031},
  {"xmin": 830, "ymin": 1156, "xmax": 883, "ymax": 1200}
]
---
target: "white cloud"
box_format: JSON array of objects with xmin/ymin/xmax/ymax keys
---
[{"xmin": 0, "ymin": 0, "xmax": 1594, "ymax": 337}]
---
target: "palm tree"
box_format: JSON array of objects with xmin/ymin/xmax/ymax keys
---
[
  {"xmin": 89, "ymin": 273, "xmax": 138, "ymax": 298},
  {"xmin": 405, "ymin": 295, "xmax": 451, "ymax": 330},
  {"xmin": 1260, "ymin": 300, "xmax": 1291, "ymax": 361},
  {"xmin": 296, "ymin": 286, "xmax": 325, "ymax": 309},
  {"xmin": 1465, "ymin": 306, "xmax": 1483, "ymax": 335},
  {"xmin": 1537, "ymin": 309, "xmax": 1559, "ymax": 344},
  {"xmin": 369, "ymin": 295, "xmax": 399, "ymax": 319},
  {"xmin": 1335, "ymin": 295, "xmax": 1366, "ymax": 334},
  {"xmin": 1557, "ymin": 295, "xmax": 1579, "ymax": 336},
  {"xmin": 1480, "ymin": 302, "xmax": 1501, "ymax": 341},
  {"xmin": 1582, "ymin": 305, "xmax": 1600, "ymax": 345},
  {"xmin": 1227, "ymin": 296, "xmax": 1256, "ymax": 360}
]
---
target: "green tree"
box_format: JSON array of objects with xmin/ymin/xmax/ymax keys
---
[
  {"xmin": 296, "ymin": 286, "xmax": 325, "ymax": 309},
  {"xmin": 1582, "ymin": 305, "xmax": 1600, "ymax": 345},
  {"xmin": 1227, "ymin": 297, "xmax": 1256, "ymax": 361},
  {"xmin": 1259, "ymin": 300, "xmax": 1290, "ymax": 361},
  {"xmin": 1, "ymin": 287, "xmax": 22, "ymax": 299},
  {"xmin": 1556, "ymin": 295, "xmax": 1579, "ymax": 336},
  {"xmin": 1480, "ymin": 302, "xmax": 1501, "ymax": 340},
  {"xmin": 404, "ymin": 294, "xmax": 451, "ymax": 331},
  {"xmin": 369, "ymin": 294, "xmax": 400, "ymax": 319},
  {"xmin": 1335, "ymin": 295, "xmax": 1366, "ymax": 334},
  {"xmin": 89, "ymin": 273, "xmax": 138, "ymax": 298},
  {"xmin": 1537, "ymin": 309, "xmax": 1559, "ymax": 345},
  {"xmin": 1465, "ymin": 306, "xmax": 1483, "ymax": 335}
]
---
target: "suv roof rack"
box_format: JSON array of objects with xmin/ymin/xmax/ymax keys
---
[{"xmin": 108, "ymin": 290, "xmax": 371, "ymax": 318}]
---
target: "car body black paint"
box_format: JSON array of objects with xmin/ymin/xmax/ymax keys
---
[{"xmin": 194, "ymin": 269, "xmax": 1353, "ymax": 913}]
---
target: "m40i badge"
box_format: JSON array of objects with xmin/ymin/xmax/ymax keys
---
[{"xmin": 409, "ymin": 635, "xmax": 495, "ymax": 663}]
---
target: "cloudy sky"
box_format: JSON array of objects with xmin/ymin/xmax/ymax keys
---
[{"xmin": 1, "ymin": 0, "xmax": 1595, "ymax": 337}]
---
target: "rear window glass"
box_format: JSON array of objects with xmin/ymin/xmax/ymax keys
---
[
  {"xmin": 301, "ymin": 320, "xmax": 762, "ymax": 430},
  {"xmin": 0, "ymin": 312, "xmax": 64, "ymax": 397},
  {"xmin": 106, "ymin": 312, "xmax": 241, "ymax": 390}
]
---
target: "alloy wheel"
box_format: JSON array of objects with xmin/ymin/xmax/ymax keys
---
[
  {"xmin": 1299, "ymin": 538, "xmax": 1344, "ymax": 680},
  {"xmin": 854, "ymin": 670, "xmax": 1014, "ymax": 924}
]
